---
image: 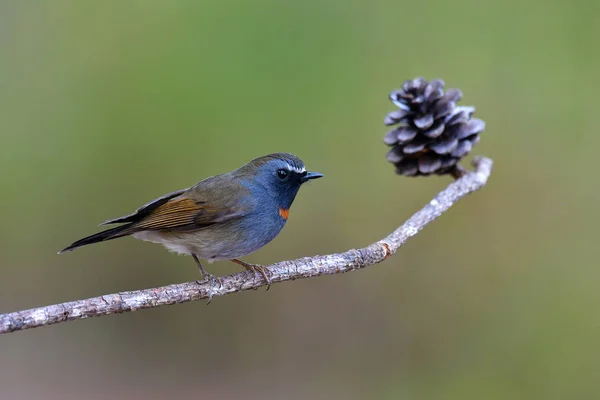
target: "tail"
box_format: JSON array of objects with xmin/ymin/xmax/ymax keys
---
[{"xmin": 58, "ymin": 224, "xmax": 133, "ymax": 254}]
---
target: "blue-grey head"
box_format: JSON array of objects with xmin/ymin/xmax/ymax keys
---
[{"xmin": 236, "ymin": 153, "xmax": 323, "ymax": 210}]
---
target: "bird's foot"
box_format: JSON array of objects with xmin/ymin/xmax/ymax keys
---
[
  {"xmin": 196, "ymin": 273, "xmax": 223, "ymax": 305},
  {"xmin": 231, "ymin": 259, "xmax": 272, "ymax": 290},
  {"xmin": 191, "ymin": 254, "xmax": 222, "ymax": 303}
]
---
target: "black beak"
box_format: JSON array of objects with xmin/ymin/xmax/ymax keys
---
[{"xmin": 300, "ymin": 171, "xmax": 324, "ymax": 183}]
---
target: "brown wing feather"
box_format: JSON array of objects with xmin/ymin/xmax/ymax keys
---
[
  {"xmin": 133, "ymin": 198, "xmax": 203, "ymax": 230},
  {"xmin": 132, "ymin": 197, "xmax": 246, "ymax": 231},
  {"xmin": 100, "ymin": 188, "xmax": 188, "ymax": 226}
]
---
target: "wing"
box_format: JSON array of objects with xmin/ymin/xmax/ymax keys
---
[
  {"xmin": 131, "ymin": 197, "xmax": 248, "ymax": 231},
  {"xmin": 101, "ymin": 175, "xmax": 252, "ymax": 233},
  {"xmin": 100, "ymin": 188, "xmax": 189, "ymax": 226}
]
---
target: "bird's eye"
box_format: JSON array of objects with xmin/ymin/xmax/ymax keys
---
[{"xmin": 276, "ymin": 169, "xmax": 289, "ymax": 180}]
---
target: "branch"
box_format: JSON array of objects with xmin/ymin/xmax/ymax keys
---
[{"xmin": 0, "ymin": 157, "xmax": 493, "ymax": 335}]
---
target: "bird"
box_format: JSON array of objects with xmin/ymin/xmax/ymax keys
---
[{"xmin": 59, "ymin": 153, "xmax": 323, "ymax": 288}]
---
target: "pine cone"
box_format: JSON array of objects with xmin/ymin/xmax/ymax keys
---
[{"xmin": 384, "ymin": 77, "xmax": 485, "ymax": 177}]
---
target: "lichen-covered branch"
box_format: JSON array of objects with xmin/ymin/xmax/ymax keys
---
[{"xmin": 0, "ymin": 157, "xmax": 493, "ymax": 335}]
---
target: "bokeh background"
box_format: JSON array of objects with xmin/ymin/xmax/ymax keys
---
[{"xmin": 1, "ymin": 1, "xmax": 599, "ymax": 399}]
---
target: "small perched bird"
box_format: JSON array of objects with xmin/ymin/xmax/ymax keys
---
[{"xmin": 59, "ymin": 153, "xmax": 323, "ymax": 287}]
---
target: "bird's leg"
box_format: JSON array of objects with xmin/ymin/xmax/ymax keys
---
[
  {"xmin": 231, "ymin": 259, "xmax": 272, "ymax": 290},
  {"xmin": 192, "ymin": 254, "xmax": 223, "ymax": 303}
]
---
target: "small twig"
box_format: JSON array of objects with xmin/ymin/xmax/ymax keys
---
[{"xmin": 0, "ymin": 157, "xmax": 493, "ymax": 335}]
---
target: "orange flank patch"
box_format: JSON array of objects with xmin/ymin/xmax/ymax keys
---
[{"xmin": 279, "ymin": 208, "xmax": 290, "ymax": 220}]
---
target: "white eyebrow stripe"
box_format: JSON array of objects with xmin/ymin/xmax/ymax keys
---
[{"xmin": 286, "ymin": 163, "xmax": 306, "ymax": 173}]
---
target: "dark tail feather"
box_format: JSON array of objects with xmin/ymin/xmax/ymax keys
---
[{"xmin": 58, "ymin": 224, "xmax": 133, "ymax": 254}]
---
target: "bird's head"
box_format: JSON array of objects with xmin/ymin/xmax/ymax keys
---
[{"xmin": 237, "ymin": 153, "xmax": 323, "ymax": 210}]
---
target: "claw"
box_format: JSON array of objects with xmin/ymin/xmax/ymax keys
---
[
  {"xmin": 250, "ymin": 265, "xmax": 272, "ymax": 291},
  {"xmin": 231, "ymin": 259, "xmax": 272, "ymax": 290},
  {"xmin": 196, "ymin": 274, "xmax": 222, "ymax": 304},
  {"xmin": 192, "ymin": 254, "xmax": 223, "ymax": 304}
]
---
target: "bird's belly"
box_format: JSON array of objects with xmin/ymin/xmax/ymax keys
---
[
  {"xmin": 132, "ymin": 231, "xmax": 194, "ymax": 256},
  {"xmin": 132, "ymin": 222, "xmax": 283, "ymax": 261}
]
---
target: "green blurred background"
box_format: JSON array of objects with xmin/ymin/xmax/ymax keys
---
[{"xmin": 1, "ymin": 1, "xmax": 599, "ymax": 399}]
